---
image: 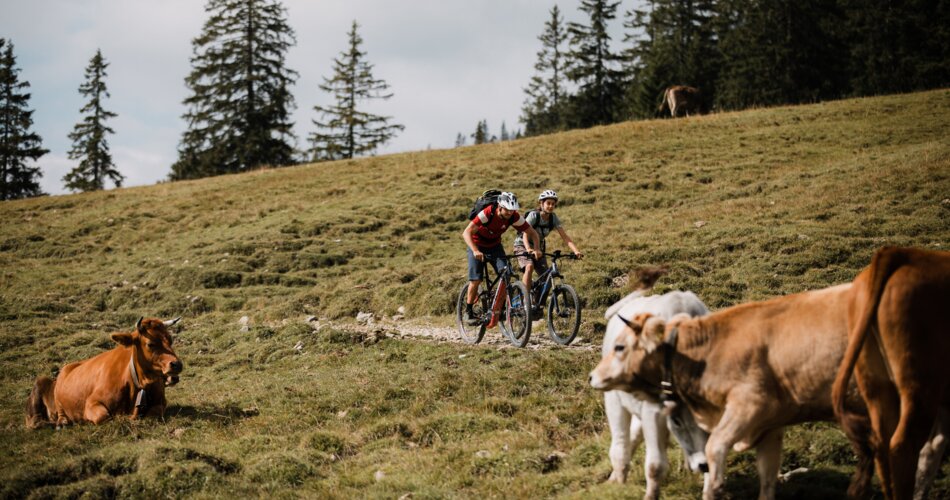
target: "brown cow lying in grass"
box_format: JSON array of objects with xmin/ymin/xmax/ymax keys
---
[
  {"xmin": 833, "ymin": 246, "xmax": 950, "ymax": 500},
  {"xmin": 25, "ymin": 317, "xmax": 183, "ymax": 428}
]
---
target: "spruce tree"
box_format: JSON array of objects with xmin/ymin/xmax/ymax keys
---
[
  {"xmin": 454, "ymin": 132, "xmax": 466, "ymax": 147},
  {"xmin": 0, "ymin": 39, "xmax": 47, "ymax": 200},
  {"xmin": 715, "ymin": 0, "xmax": 848, "ymax": 110},
  {"xmin": 521, "ymin": 5, "xmax": 569, "ymax": 136},
  {"xmin": 63, "ymin": 49, "xmax": 122, "ymax": 192},
  {"xmin": 565, "ymin": 0, "xmax": 626, "ymax": 128},
  {"xmin": 172, "ymin": 0, "xmax": 298, "ymax": 180},
  {"xmin": 309, "ymin": 21, "xmax": 403, "ymax": 161},
  {"xmin": 500, "ymin": 121, "xmax": 509, "ymax": 141},
  {"xmin": 471, "ymin": 119, "xmax": 488, "ymax": 145},
  {"xmin": 624, "ymin": 0, "xmax": 719, "ymax": 118}
]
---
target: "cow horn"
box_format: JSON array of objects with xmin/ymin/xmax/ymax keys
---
[
  {"xmin": 135, "ymin": 316, "xmax": 144, "ymax": 331},
  {"xmin": 617, "ymin": 315, "xmax": 634, "ymax": 328},
  {"xmin": 164, "ymin": 317, "xmax": 182, "ymax": 327}
]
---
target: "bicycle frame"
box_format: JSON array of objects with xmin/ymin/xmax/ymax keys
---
[
  {"xmin": 530, "ymin": 252, "xmax": 566, "ymax": 309},
  {"xmin": 477, "ymin": 258, "xmax": 516, "ymax": 329}
]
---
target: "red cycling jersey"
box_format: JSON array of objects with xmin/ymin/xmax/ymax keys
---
[{"xmin": 471, "ymin": 205, "xmax": 529, "ymax": 249}]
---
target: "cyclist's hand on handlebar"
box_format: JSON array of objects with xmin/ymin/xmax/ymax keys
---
[
  {"xmin": 473, "ymin": 250, "xmax": 484, "ymax": 262},
  {"xmin": 573, "ymin": 250, "xmax": 584, "ymax": 260},
  {"xmin": 531, "ymin": 249, "xmax": 542, "ymax": 260}
]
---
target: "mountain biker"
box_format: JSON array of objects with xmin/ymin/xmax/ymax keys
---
[
  {"xmin": 461, "ymin": 192, "xmax": 541, "ymax": 325},
  {"xmin": 514, "ymin": 189, "xmax": 583, "ymax": 297}
]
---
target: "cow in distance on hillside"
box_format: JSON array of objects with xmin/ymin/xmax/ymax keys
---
[{"xmin": 658, "ymin": 85, "xmax": 702, "ymax": 118}]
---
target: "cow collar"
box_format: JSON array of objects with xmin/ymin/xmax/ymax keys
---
[
  {"xmin": 128, "ymin": 354, "xmax": 148, "ymax": 411},
  {"xmin": 660, "ymin": 326, "xmax": 679, "ymax": 408}
]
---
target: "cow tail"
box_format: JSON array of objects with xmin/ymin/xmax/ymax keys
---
[
  {"xmin": 25, "ymin": 376, "xmax": 56, "ymax": 429},
  {"xmin": 832, "ymin": 247, "xmax": 907, "ymax": 441}
]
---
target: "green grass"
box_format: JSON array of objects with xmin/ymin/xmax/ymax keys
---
[{"xmin": 1, "ymin": 89, "xmax": 949, "ymax": 498}]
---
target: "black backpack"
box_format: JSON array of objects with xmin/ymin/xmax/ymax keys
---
[{"xmin": 468, "ymin": 189, "xmax": 502, "ymax": 222}]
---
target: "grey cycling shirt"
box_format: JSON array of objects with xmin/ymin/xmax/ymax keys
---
[{"xmin": 513, "ymin": 210, "xmax": 562, "ymax": 248}]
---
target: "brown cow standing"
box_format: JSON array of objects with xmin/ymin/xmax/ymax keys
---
[
  {"xmin": 590, "ymin": 284, "xmax": 876, "ymax": 500},
  {"xmin": 25, "ymin": 317, "xmax": 183, "ymax": 428},
  {"xmin": 659, "ymin": 85, "xmax": 701, "ymax": 118},
  {"xmin": 832, "ymin": 247, "xmax": 950, "ymax": 500}
]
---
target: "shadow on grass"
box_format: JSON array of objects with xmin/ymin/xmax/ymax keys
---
[
  {"xmin": 166, "ymin": 403, "xmax": 260, "ymax": 425},
  {"xmin": 725, "ymin": 467, "xmax": 871, "ymax": 500}
]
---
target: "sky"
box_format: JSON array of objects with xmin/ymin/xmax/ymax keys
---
[{"xmin": 3, "ymin": 0, "xmax": 631, "ymax": 195}]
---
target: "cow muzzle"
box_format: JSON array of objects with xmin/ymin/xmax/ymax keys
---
[{"xmin": 165, "ymin": 359, "xmax": 183, "ymax": 386}]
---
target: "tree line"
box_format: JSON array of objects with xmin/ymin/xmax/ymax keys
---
[
  {"xmin": 3, "ymin": 0, "xmax": 947, "ymax": 200},
  {"xmin": 1, "ymin": 0, "xmax": 401, "ymax": 200},
  {"xmin": 520, "ymin": 0, "xmax": 949, "ymax": 136}
]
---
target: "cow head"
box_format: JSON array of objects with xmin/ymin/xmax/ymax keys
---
[
  {"xmin": 589, "ymin": 312, "xmax": 674, "ymax": 395},
  {"xmin": 111, "ymin": 317, "xmax": 184, "ymax": 386}
]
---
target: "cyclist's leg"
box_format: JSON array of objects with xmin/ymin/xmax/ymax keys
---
[
  {"xmin": 484, "ymin": 245, "xmax": 507, "ymax": 277},
  {"xmin": 514, "ymin": 244, "xmax": 533, "ymax": 289},
  {"xmin": 466, "ymin": 247, "xmax": 484, "ymax": 305}
]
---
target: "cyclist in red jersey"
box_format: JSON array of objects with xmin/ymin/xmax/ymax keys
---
[{"xmin": 461, "ymin": 192, "xmax": 541, "ymax": 324}]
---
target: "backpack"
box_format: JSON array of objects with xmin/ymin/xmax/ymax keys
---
[{"xmin": 468, "ymin": 189, "xmax": 502, "ymax": 222}]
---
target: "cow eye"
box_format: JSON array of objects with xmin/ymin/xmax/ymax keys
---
[
  {"xmin": 148, "ymin": 342, "xmax": 159, "ymax": 349},
  {"xmin": 614, "ymin": 344, "xmax": 625, "ymax": 353}
]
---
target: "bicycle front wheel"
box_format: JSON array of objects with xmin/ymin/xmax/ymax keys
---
[
  {"xmin": 456, "ymin": 281, "xmax": 487, "ymax": 344},
  {"xmin": 547, "ymin": 284, "xmax": 580, "ymax": 345},
  {"xmin": 501, "ymin": 281, "xmax": 532, "ymax": 348}
]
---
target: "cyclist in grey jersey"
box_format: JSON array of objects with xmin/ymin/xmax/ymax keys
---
[{"xmin": 514, "ymin": 189, "xmax": 583, "ymax": 294}]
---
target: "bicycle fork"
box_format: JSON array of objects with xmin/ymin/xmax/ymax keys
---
[{"xmin": 487, "ymin": 281, "xmax": 508, "ymax": 329}]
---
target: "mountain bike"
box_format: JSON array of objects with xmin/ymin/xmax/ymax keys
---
[
  {"xmin": 528, "ymin": 250, "xmax": 581, "ymax": 345},
  {"xmin": 456, "ymin": 254, "xmax": 532, "ymax": 348}
]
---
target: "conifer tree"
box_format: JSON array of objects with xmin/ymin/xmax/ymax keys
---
[
  {"xmin": 500, "ymin": 121, "xmax": 509, "ymax": 141},
  {"xmin": 63, "ymin": 49, "xmax": 122, "ymax": 192},
  {"xmin": 309, "ymin": 21, "xmax": 403, "ymax": 161},
  {"xmin": 172, "ymin": 0, "xmax": 298, "ymax": 180},
  {"xmin": 623, "ymin": 0, "xmax": 719, "ymax": 118},
  {"xmin": 521, "ymin": 5, "xmax": 569, "ymax": 136},
  {"xmin": 454, "ymin": 132, "xmax": 466, "ymax": 147},
  {"xmin": 0, "ymin": 39, "xmax": 47, "ymax": 200},
  {"xmin": 471, "ymin": 119, "xmax": 488, "ymax": 145},
  {"xmin": 715, "ymin": 0, "xmax": 847, "ymax": 110},
  {"xmin": 565, "ymin": 0, "xmax": 626, "ymax": 127}
]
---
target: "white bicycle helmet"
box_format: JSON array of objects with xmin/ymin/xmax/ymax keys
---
[
  {"xmin": 538, "ymin": 189, "xmax": 558, "ymax": 202},
  {"xmin": 497, "ymin": 192, "xmax": 520, "ymax": 211}
]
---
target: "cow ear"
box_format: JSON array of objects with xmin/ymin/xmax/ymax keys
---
[
  {"xmin": 639, "ymin": 316, "xmax": 666, "ymax": 353},
  {"xmin": 111, "ymin": 332, "xmax": 134, "ymax": 346}
]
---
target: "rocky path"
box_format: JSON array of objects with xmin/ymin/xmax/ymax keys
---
[{"xmin": 314, "ymin": 315, "xmax": 600, "ymax": 352}]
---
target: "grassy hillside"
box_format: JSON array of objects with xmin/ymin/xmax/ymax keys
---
[{"xmin": 1, "ymin": 89, "xmax": 948, "ymax": 498}]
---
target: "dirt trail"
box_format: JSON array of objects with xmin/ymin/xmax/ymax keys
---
[{"xmin": 317, "ymin": 316, "xmax": 600, "ymax": 351}]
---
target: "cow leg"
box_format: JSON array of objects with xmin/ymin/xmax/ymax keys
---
[
  {"xmin": 889, "ymin": 395, "xmax": 939, "ymax": 500},
  {"xmin": 84, "ymin": 401, "xmax": 112, "ymax": 425},
  {"xmin": 640, "ymin": 402, "xmax": 670, "ymax": 500},
  {"xmin": 913, "ymin": 407, "xmax": 949, "ymax": 500},
  {"xmin": 857, "ymin": 346, "xmax": 901, "ymax": 500},
  {"xmin": 704, "ymin": 402, "xmax": 757, "ymax": 500},
  {"xmin": 605, "ymin": 391, "xmax": 636, "ymax": 483},
  {"xmin": 755, "ymin": 428, "xmax": 783, "ymax": 500}
]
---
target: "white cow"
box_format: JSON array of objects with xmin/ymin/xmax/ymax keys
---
[{"xmin": 602, "ymin": 290, "xmax": 711, "ymax": 499}]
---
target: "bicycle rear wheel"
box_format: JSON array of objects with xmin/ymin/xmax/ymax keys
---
[
  {"xmin": 547, "ymin": 284, "xmax": 580, "ymax": 345},
  {"xmin": 501, "ymin": 281, "xmax": 532, "ymax": 348},
  {"xmin": 456, "ymin": 282, "xmax": 487, "ymax": 344}
]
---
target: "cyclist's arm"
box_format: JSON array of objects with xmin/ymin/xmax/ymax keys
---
[
  {"xmin": 462, "ymin": 221, "xmax": 484, "ymax": 260},
  {"xmin": 556, "ymin": 226, "xmax": 582, "ymax": 258},
  {"xmin": 524, "ymin": 225, "xmax": 542, "ymax": 259}
]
